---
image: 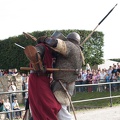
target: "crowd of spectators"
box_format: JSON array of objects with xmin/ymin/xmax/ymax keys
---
[
  {"xmin": 0, "ymin": 68, "xmax": 29, "ymax": 119},
  {"xmin": 0, "ymin": 63, "xmax": 120, "ymax": 118},
  {"xmin": 0, "ymin": 98, "xmax": 22, "ymax": 119},
  {"xmin": 76, "ymin": 63, "xmax": 120, "ymax": 92}
]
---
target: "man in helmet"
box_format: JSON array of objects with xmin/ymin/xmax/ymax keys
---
[{"xmin": 37, "ymin": 31, "xmax": 82, "ymax": 120}]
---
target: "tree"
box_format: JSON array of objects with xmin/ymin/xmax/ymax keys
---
[{"xmin": 0, "ymin": 29, "xmax": 104, "ymax": 70}]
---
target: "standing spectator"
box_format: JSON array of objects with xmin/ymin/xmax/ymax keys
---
[
  {"xmin": 96, "ymin": 70, "xmax": 100, "ymax": 83},
  {"xmin": 0, "ymin": 70, "xmax": 3, "ymax": 76},
  {"xmin": 24, "ymin": 78, "xmax": 29, "ymax": 106},
  {"xmin": 8, "ymin": 81, "xmax": 17, "ymax": 102},
  {"xmin": 92, "ymin": 71, "xmax": 98, "ymax": 92},
  {"xmin": 108, "ymin": 66, "xmax": 113, "ymax": 77},
  {"xmin": 12, "ymin": 98, "xmax": 22, "ymax": 119},
  {"xmin": 21, "ymin": 73, "xmax": 27, "ymax": 98},
  {"xmin": 76, "ymin": 72, "xmax": 82, "ymax": 92},
  {"xmin": 4, "ymin": 99, "xmax": 11, "ymax": 119},
  {"xmin": 81, "ymin": 70, "xmax": 87, "ymax": 92},
  {"xmin": 3, "ymin": 70, "xmax": 8, "ymax": 76},
  {"xmin": 21, "ymin": 73, "xmax": 27, "ymax": 82},
  {"xmin": 12, "ymin": 68, "xmax": 18, "ymax": 76},
  {"xmin": 112, "ymin": 65, "xmax": 117, "ymax": 76},
  {"xmin": 86, "ymin": 63, "xmax": 91, "ymax": 71},
  {"xmin": 117, "ymin": 64, "xmax": 120, "ymax": 73},
  {"xmin": 24, "ymin": 77, "xmax": 29, "ymax": 90},
  {"xmin": 8, "ymin": 69, "xmax": 13, "ymax": 75},
  {"xmin": 105, "ymin": 73, "xmax": 111, "ymax": 91},
  {"xmin": 86, "ymin": 70, "xmax": 93, "ymax": 92},
  {"xmin": 99, "ymin": 69, "xmax": 106, "ymax": 92},
  {"xmin": 117, "ymin": 72, "xmax": 120, "ymax": 91},
  {"xmin": 111, "ymin": 73, "xmax": 117, "ymax": 91},
  {"xmin": 117, "ymin": 63, "xmax": 120, "ymax": 69},
  {"xmin": 24, "ymin": 91, "xmax": 28, "ymax": 106}
]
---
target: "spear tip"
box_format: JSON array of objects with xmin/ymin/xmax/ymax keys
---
[{"xmin": 115, "ymin": 3, "xmax": 118, "ymax": 7}]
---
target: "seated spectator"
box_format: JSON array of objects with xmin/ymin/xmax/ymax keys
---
[
  {"xmin": 0, "ymin": 99, "xmax": 5, "ymax": 112},
  {"xmin": 12, "ymin": 98, "xmax": 22, "ymax": 119},
  {"xmin": 4, "ymin": 99, "xmax": 11, "ymax": 119}
]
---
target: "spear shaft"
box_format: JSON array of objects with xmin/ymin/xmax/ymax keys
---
[
  {"xmin": 80, "ymin": 4, "xmax": 118, "ymax": 46},
  {"xmin": 14, "ymin": 43, "xmax": 25, "ymax": 49}
]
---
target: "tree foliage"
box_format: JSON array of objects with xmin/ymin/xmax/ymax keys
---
[
  {"xmin": 110, "ymin": 59, "xmax": 120, "ymax": 62},
  {"xmin": 0, "ymin": 29, "xmax": 104, "ymax": 70}
]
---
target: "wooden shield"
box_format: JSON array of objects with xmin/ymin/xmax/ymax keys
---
[{"xmin": 24, "ymin": 45, "xmax": 44, "ymax": 71}]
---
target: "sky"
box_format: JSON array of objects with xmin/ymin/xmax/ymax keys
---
[{"xmin": 0, "ymin": 0, "xmax": 120, "ymax": 59}]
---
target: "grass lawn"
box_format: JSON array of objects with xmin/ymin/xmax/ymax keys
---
[{"xmin": 71, "ymin": 91, "xmax": 120, "ymax": 110}]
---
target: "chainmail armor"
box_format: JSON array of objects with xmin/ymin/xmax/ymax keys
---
[{"xmin": 52, "ymin": 40, "xmax": 82, "ymax": 93}]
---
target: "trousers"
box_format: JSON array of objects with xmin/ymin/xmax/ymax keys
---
[{"xmin": 57, "ymin": 105, "xmax": 73, "ymax": 120}]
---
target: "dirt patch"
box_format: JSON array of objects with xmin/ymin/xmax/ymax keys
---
[{"xmin": 73, "ymin": 105, "xmax": 120, "ymax": 120}]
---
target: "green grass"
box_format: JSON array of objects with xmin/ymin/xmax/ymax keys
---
[{"xmin": 71, "ymin": 91, "xmax": 120, "ymax": 110}]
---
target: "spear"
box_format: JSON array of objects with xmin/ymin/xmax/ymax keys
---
[
  {"xmin": 23, "ymin": 32, "xmax": 37, "ymax": 41},
  {"xmin": 80, "ymin": 4, "xmax": 118, "ymax": 46},
  {"xmin": 14, "ymin": 43, "xmax": 25, "ymax": 49}
]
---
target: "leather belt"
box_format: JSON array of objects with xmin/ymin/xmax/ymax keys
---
[{"xmin": 30, "ymin": 70, "xmax": 48, "ymax": 76}]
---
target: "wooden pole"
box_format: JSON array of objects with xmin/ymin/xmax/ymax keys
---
[
  {"xmin": 59, "ymin": 80, "xmax": 77, "ymax": 120},
  {"xmin": 20, "ymin": 67, "xmax": 78, "ymax": 72}
]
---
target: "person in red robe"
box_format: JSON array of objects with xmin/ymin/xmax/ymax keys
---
[{"xmin": 24, "ymin": 42, "xmax": 61, "ymax": 120}]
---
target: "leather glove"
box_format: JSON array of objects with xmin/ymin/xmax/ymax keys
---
[
  {"xmin": 37, "ymin": 36, "xmax": 58, "ymax": 47},
  {"xmin": 45, "ymin": 37, "xmax": 58, "ymax": 47},
  {"xmin": 36, "ymin": 36, "xmax": 47, "ymax": 44}
]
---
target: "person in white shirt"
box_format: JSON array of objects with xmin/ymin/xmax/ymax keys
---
[
  {"xmin": 4, "ymin": 99, "xmax": 11, "ymax": 119},
  {"xmin": 86, "ymin": 63, "xmax": 91, "ymax": 71},
  {"xmin": 99, "ymin": 69, "xmax": 106, "ymax": 92},
  {"xmin": 81, "ymin": 70, "xmax": 87, "ymax": 92}
]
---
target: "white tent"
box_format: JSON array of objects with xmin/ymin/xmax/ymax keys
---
[{"xmin": 98, "ymin": 59, "xmax": 119, "ymax": 70}]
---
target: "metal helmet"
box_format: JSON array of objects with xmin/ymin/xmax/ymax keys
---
[
  {"xmin": 51, "ymin": 31, "xmax": 67, "ymax": 41},
  {"xmin": 66, "ymin": 32, "xmax": 80, "ymax": 44}
]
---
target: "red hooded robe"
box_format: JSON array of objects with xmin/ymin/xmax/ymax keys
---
[{"xmin": 29, "ymin": 44, "xmax": 61, "ymax": 120}]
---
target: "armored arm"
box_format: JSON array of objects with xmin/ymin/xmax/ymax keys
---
[
  {"xmin": 37, "ymin": 36, "xmax": 58, "ymax": 47},
  {"xmin": 37, "ymin": 37, "xmax": 67, "ymax": 56}
]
